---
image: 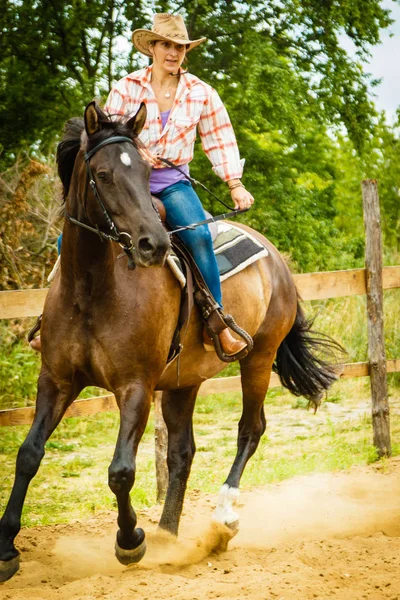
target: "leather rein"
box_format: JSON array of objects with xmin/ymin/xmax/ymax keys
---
[
  {"xmin": 65, "ymin": 135, "xmax": 138, "ymax": 269},
  {"xmin": 65, "ymin": 135, "xmax": 249, "ymax": 270}
]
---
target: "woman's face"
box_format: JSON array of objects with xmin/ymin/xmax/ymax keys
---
[{"xmin": 150, "ymin": 40, "xmax": 186, "ymax": 74}]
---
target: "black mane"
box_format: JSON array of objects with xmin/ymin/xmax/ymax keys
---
[{"xmin": 56, "ymin": 110, "xmax": 137, "ymax": 201}]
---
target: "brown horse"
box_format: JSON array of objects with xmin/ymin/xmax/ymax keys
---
[{"xmin": 0, "ymin": 102, "xmax": 340, "ymax": 582}]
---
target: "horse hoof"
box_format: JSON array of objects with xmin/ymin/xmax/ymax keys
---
[
  {"xmin": 0, "ymin": 555, "xmax": 20, "ymax": 583},
  {"xmin": 226, "ymin": 519, "xmax": 239, "ymax": 536},
  {"xmin": 212, "ymin": 519, "xmax": 240, "ymax": 553},
  {"xmin": 115, "ymin": 531, "xmax": 146, "ymax": 566}
]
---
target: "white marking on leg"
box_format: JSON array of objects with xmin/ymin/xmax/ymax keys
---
[
  {"xmin": 212, "ymin": 484, "xmax": 240, "ymax": 525},
  {"xmin": 120, "ymin": 152, "xmax": 131, "ymax": 167}
]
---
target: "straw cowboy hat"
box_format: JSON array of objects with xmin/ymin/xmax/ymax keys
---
[{"xmin": 132, "ymin": 13, "xmax": 207, "ymax": 57}]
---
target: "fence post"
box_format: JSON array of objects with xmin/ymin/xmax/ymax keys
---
[
  {"xmin": 154, "ymin": 391, "xmax": 168, "ymax": 501},
  {"xmin": 361, "ymin": 179, "xmax": 391, "ymax": 457}
]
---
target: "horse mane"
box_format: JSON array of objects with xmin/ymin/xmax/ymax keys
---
[{"xmin": 56, "ymin": 108, "xmax": 138, "ymax": 201}]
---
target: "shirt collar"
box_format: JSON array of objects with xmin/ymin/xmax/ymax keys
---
[{"xmin": 130, "ymin": 65, "xmax": 198, "ymax": 90}]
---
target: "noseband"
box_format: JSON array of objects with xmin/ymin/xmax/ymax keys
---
[{"xmin": 66, "ymin": 135, "xmax": 137, "ymax": 269}]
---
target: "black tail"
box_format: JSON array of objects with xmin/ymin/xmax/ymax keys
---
[{"xmin": 274, "ymin": 301, "xmax": 344, "ymax": 408}]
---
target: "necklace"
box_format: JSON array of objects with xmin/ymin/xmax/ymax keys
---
[{"xmin": 151, "ymin": 75, "xmax": 176, "ymax": 99}]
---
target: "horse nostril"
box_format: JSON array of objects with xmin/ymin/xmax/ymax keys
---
[{"xmin": 137, "ymin": 236, "xmax": 155, "ymax": 256}]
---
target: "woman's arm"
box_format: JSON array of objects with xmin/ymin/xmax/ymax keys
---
[{"xmin": 198, "ymin": 89, "xmax": 254, "ymax": 210}]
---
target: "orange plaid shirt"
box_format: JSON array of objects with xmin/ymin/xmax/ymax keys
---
[{"xmin": 104, "ymin": 66, "xmax": 244, "ymax": 182}]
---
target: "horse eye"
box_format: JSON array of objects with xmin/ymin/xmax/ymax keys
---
[{"xmin": 97, "ymin": 171, "xmax": 110, "ymax": 183}]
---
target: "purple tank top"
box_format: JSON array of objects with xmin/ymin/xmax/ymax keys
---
[{"xmin": 149, "ymin": 109, "xmax": 190, "ymax": 194}]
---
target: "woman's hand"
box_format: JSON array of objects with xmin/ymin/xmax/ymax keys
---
[{"xmin": 229, "ymin": 181, "xmax": 254, "ymax": 210}]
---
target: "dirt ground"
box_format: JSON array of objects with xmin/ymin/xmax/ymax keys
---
[{"xmin": 2, "ymin": 458, "xmax": 400, "ymax": 600}]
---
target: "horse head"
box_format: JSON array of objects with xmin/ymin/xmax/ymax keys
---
[{"xmin": 60, "ymin": 101, "xmax": 170, "ymax": 268}]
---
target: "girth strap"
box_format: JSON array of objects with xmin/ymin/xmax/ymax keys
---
[{"xmin": 166, "ymin": 253, "xmax": 194, "ymax": 381}]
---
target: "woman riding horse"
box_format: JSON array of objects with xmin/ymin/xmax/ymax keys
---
[
  {"xmin": 105, "ymin": 13, "xmax": 254, "ymax": 357},
  {"xmin": 0, "ymin": 14, "xmax": 342, "ymax": 585}
]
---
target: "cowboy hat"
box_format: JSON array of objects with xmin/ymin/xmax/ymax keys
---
[{"xmin": 132, "ymin": 13, "xmax": 206, "ymax": 57}]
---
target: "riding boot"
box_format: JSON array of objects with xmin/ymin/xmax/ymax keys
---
[
  {"xmin": 30, "ymin": 336, "xmax": 42, "ymax": 353},
  {"xmin": 203, "ymin": 326, "xmax": 247, "ymax": 356},
  {"xmin": 200, "ymin": 305, "xmax": 252, "ymax": 362},
  {"xmin": 172, "ymin": 237, "xmax": 253, "ymax": 362}
]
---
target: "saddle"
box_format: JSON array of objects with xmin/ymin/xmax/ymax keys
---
[
  {"xmin": 29, "ymin": 200, "xmax": 254, "ymax": 365},
  {"xmin": 152, "ymin": 196, "xmax": 254, "ymax": 365}
]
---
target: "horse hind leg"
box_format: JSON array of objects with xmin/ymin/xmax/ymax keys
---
[
  {"xmin": 158, "ymin": 385, "xmax": 199, "ymax": 536},
  {"xmin": 0, "ymin": 368, "xmax": 77, "ymax": 582},
  {"xmin": 212, "ymin": 350, "xmax": 274, "ymax": 543}
]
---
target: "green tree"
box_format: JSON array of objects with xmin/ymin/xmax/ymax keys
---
[
  {"xmin": 1, "ymin": 0, "xmax": 399, "ymax": 273},
  {"xmin": 0, "ymin": 0, "xmax": 147, "ymax": 158},
  {"xmin": 1, "ymin": 0, "xmax": 396, "ymax": 157}
]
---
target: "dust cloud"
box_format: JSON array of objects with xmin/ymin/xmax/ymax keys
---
[
  {"xmin": 3, "ymin": 461, "xmax": 400, "ymax": 599},
  {"xmin": 52, "ymin": 463, "xmax": 400, "ymax": 575}
]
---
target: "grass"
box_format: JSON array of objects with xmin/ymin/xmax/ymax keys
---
[{"xmin": 0, "ymin": 376, "xmax": 399, "ymax": 527}]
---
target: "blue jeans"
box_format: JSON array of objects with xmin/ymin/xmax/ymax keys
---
[
  {"xmin": 58, "ymin": 181, "xmax": 222, "ymax": 307},
  {"xmin": 157, "ymin": 180, "xmax": 222, "ymax": 307}
]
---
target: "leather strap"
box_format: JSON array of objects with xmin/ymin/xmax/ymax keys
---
[{"xmin": 166, "ymin": 253, "xmax": 194, "ymax": 366}]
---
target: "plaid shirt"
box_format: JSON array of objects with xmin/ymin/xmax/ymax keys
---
[{"xmin": 104, "ymin": 66, "xmax": 244, "ymax": 182}]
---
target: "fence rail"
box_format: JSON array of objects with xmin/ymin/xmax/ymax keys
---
[
  {"xmin": 2, "ymin": 359, "xmax": 400, "ymax": 428},
  {"xmin": 2, "ymin": 266, "xmax": 400, "ymax": 320},
  {"xmin": 1, "ymin": 265, "xmax": 400, "ymax": 428},
  {"xmin": 1, "ymin": 264, "xmax": 400, "ymax": 453}
]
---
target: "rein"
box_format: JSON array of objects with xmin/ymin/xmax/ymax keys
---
[
  {"xmin": 65, "ymin": 136, "xmax": 248, "ymax": 269},
  {"xmin": 156, "ymin": 157, "xmax": 249, "ymax": 235},
  {"xmin": 66, "ymin": 135, "xmax": 137, "ymax": 269}
]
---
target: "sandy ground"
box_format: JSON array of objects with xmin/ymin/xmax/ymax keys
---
[{"xmin": 2, "ymin": 458, "xmax": 400, "ymax": 600}]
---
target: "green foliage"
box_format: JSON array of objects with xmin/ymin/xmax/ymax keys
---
[
  {"xmin": 1, "ymin": 0, "xmax": 399, "ymax": 274},
  {"xmin": 0, "ymin": 322, "xmax": 41, "ymax": 409},
  {"xmin": 0, "ymin": 0, "xmax": 394, "ymax": 158},
  {"xmin": 0, "ymin": 157, "xmax": 61, "ymax": 290},
  {"xmin": 0, "ymin": 0, "xmax": 144, "ymax": 159}
]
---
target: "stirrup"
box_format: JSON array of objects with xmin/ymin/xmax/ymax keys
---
[{"xmin": 206, "ymin": 314, "xmax": 253, "ymax": 363}]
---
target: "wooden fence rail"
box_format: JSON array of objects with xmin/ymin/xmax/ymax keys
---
[
  {"xmin": 2, "ymin": 266, "xmax": 400, "ymax": 319},
  {"xmin": 2, "ymin": 265, "xmax": 400, "ymax": 429},
  {"xmin": 2, "ymin": 359, "xmax": 400, "ymax": 428}
]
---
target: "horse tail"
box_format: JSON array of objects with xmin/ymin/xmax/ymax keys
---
[{"xmin": 273, "ymin": 300, "xmax": 344, "ymax": 409}]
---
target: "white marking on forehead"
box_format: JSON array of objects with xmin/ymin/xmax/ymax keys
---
[{"xmin": 120, "ymin": 152, "xmax": 131, "ymax": 167}]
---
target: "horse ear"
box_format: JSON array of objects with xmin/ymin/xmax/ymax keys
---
[
  {"xmin": 127, "ymin": 103, "xmax": 147, "ymax": 136},
  {"xmin": 84, "ymin": 101, "xmax": 100, "ymax": 136}
]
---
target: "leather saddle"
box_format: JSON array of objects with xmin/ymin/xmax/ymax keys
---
[{"xmin": 151, "ymin": 198, "xmax": 253, "ymax": 364}]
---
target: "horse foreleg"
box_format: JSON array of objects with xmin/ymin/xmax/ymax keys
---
[
  {"xmin": 0, "ymin": 369, "xmax": 76, "ymax": 582},
  {"xmin": 158, "ymin": 385, "xmax": 199, "ymax": 536},
  {"xmin": 109, "ymin": 383, "xmax": 152, "ymax": 566},
  {"xmin": 213, "ymin": 353, "xmax": 273, "ymax": 534}
]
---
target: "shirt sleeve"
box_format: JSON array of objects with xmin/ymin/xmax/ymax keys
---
[
  {"xmin": 104, "ymin": 82, "xmax": 124, "ymax": 116},
  {"xmin": 104, "ymin": 80, "xmax": 139, "ymax": 118},
  {"xmin": 197, "ymin": 88, "xmax": 244, "ymax": 182}
]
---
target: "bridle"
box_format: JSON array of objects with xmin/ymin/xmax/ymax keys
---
[
  {"xmin": 66, "ymin": 135, "xmax": 138, "ymax": 269},
  {"xmin": 65, "ymin": 134, "xmax": 251, "ymax": 271}
]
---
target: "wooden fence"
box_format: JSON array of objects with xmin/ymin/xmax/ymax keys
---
[
  {"xmin": 1, "ymin": 266, "xmax": 399, "ymax": 419},
  {"xmin": 0, "ymin": 181, "xmax": 397, "ymax": 459}
]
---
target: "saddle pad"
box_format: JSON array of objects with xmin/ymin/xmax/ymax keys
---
[{"xmin": 167, "ymin": 222, "xmax": 269, "ymax": 288}]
